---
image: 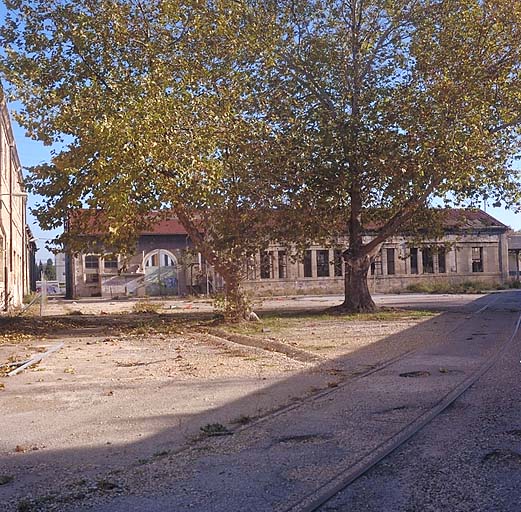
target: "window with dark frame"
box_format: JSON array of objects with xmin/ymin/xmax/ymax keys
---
[
  {"xmin": 438, "ymin": 247, "xmax": 446, "ymax": 273},
  {"xmin": 104, "ymin": 257, "xmax": 118, "ymax": 270},
  {"xmin": 370, "ymin": 252, "xmax": 382, "ymax": 276},
  {"xmin": 386, "ymin": 248, "xmax": 395, "ymax": 275},
  {"xmin": 410, "ymin": 248, "xmax": 418, "ymax": 274},
  {"xmin": 85, "ymin": 255, "xmax": 99, "ymax": 269},
  {"xmin": 316, "ymin": 250, "xmax": 330, "ymax": 277},
  {"xmin": 472, "ymin": 247, "xmax": 484, "ymax": 272},
  {"xmin": 303, "ymin": 250, "xmax": 313, "ymax": 278},
  {"xmin": 260, "ymin": 251, "xmax": 273, "ymax": 279},
  {"xmin": 245, "ymin": 257, "xmax": 256, "ymax": 280},
  {"xmin": 278, "ymin": 250, "xmax": 288, "ymax": 279},
  {"xmin": 422, "ymin": 248, "xmax": 434, "ymax": 273},
  {"xmin": 85, "ymin": 273, "xmax": 99, "ymax": 284},
  {"xmin": 334, "ymin": 249, "xmax": 344, "ymax": 277}
]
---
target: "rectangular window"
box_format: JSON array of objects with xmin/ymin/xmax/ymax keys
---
[
  {"xmin": 316, "ymin": 250, "xmax": 330, "ymax": 277},
  {"xmin": 472, "ymin": 247, "xmax": 484, "ymax": 272},
  {"xmin": 371, "ymin": 251, "xmax": 382, "ymax": 276},
  {"xmin": 334, "ymin": 249, "xmax": 343, "ymax": 277},
  {"xmin": 245, "ymin": 257, "xmax": 256, "ymax": 280},
  {"xmin": 278, "ymin": 250, "xmax": 287, "ymax": 279},
  {"xmin": 410, "ymin": 248, "xmax": 418, "ymax": 274},
  {"xmin": 260, "ymin": 251, "xmax": 273, "ymax": 279},
  {"xmin": 85, "ymin": 255, "xmax": 99, "ymax": 269},
  {"xmin": 386, "ymin": 248, "xmax": 395, "ymax": 275},
  {"xmin": 303, "ymin": 250, "xmax": 312, "ymax": 278},
  {"xmin": 85, "ymin": 273, "xmax": 99, "ymax": 284},
  {"xmin": 438, "ymin": 247, "xmax": 446, "ymax": 273},
  {"xmin": 104, "ymin": 257, "xmax": 118, "ymax": 270},
  {"xmin": 422, "ymin": 248, "xmax": 434, "ymax": 273}
]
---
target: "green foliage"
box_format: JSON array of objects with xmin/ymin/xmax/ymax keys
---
[{"xmin": 405, "ymin": 280, "xmax": 501, "ymax": 294}]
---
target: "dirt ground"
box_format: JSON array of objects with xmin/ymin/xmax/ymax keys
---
[{"xmin": 0, "ymin": 294, "xmax": 483, "ymax": 510}]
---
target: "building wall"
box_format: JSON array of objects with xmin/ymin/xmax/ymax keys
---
[
  {"xmin": 0, "ymin": 92, "xmax": 29, "ymax": 311},
  {"xmin": 70, "ymin": 234, "xmax": 200, "ymax": 298},
  {"xmin": 68, "ymin": 227, "xmax": 510, "ymax": 299},
  {"xmin": 242, "ymin": 232, "xmax": 509, "ymax": 296}
]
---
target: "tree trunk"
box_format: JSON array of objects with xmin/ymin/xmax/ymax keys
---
[
  {"xmin": 173, "ymin": 206, "xmax": 249, "ymax": 322},
  {"xmin": 221, "ymin": 272, "xmax": 250, "ymax": 322},
  {"xmin": 337, "ymin": 255, "xmax": 376, "ymax": 313}
]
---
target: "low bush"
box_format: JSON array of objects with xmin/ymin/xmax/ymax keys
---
[
  {"xmin": 132, "ymin": 300, "xmax": 164, "ymax": 314},
  {"xmin": 405, "ymin": 280, "xmax": 500, "ymax": 294}
]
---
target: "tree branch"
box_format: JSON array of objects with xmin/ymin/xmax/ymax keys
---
[
  {"xmin": 362, "ymin": 177, "xmax": 440, "ymax": 256},
  {"xmin": 280, "ymin": 55, "xmax": 338, "ymax": 119}
]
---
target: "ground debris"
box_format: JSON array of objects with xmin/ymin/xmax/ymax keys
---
[
  {"xmin": 0, "ymin": 474, "xmax": 14, "ymax": 485},
  {"xmin": 115, "ymin": 359, "xmax": 166, "ymax": 368},
  {"xmin": 7, "ymin": 343, "xmax": 64, "ymax": 377},
  {"xmin": 200, "ymin": 423, "xmax": 232, "ymax": 436}
]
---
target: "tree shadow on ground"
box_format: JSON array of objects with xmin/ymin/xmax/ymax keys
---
[{"xmin": 0, "ymin": 292, "xmax": 515, "ymax": 512}]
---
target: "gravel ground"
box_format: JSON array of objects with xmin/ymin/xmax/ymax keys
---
[
  {"xmin": 321, "ymin": 294, "xmax": 521, "ymax": 512},
  {"xmin": 0, "ymin": 292, "xmax": 511, "ymax": 511}
]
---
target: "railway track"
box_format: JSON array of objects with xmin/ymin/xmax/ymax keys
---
[
  {"xmin": 280, "ymin": 295, "xmax": 521, "ymax": 512},
  {"xmin": 6, "ymin": 294, "xmax": 512, "ymax": 512},
  {"xmin": 226, "ymin": 293, "xmax": 501, "ymax": 437}
]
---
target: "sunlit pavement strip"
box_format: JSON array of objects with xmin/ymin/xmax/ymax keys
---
[{"xmin": 80, "ymin": 295, "xmax": 518, "ymax": 512}]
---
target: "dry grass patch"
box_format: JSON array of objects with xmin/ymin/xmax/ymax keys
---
[{"xmin": 223, "ymin": 309, "xmax": 435, "ymax": 336}]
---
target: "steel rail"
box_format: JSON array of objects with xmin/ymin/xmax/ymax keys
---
[
  {"xmin": 235, "ymin": 294, "xmax": 499, "ymax": 436},
  {"xmin": 283, "ymin": 302, "xmax": 521, "ymax": 512}
]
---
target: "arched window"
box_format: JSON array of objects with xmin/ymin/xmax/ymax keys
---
[{"xmin": 144, "ymin": 250, "xmax": 177, "ymax": 269}]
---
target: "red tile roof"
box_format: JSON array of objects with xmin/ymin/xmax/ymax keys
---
[
  {"xmin": 67, "ymin": 210, "xmax": 189, "ymax": 236},
  {"xmin": 439, "ymin": 209, "xmax": 508, "ymax": 229},
  {"xmin": 67, "ymin": 208, "xmax": 508, "ymax": 237},
  {"xmin": 140, "ymin": 218, "xmax": 188, "ymax": 235}
]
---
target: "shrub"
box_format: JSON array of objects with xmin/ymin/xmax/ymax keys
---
[
  {"xmin": 405, "ymin": 280, "xmax": 499, "ymax": 294},
  {"xmin": 132, "ymin": 300, "xmax": 164, "ymax": 314}
]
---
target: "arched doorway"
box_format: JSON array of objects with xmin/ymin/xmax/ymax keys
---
[{"xmin": 143, "ymin": 249, "xmax": 179, "ymax": 296}]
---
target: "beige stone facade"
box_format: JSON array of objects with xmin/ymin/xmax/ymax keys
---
[
  {"xmin": 0, "ymin": 90, "xmax": 32, "ymax": 310},
  {"xmin": 242, "ymin": 230, "xmax": 510, "ymax": 296},
  {"xmin": 67, "ymin": 210, "xmax": 511, "ymax": 299}
]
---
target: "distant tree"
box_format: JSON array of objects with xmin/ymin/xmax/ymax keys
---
[{"xmin": 44, "ymin": 258, "xmax": 56, "ymax": 280}]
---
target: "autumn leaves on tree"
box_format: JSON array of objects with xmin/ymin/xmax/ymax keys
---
[{"xmin": 1, "ymin": 0, "xmax": 520, "ymax": 316}]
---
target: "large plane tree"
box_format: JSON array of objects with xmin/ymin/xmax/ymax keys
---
[
  {"xmin": 0, "ymin": 0, "xmax": 283, "ymax": 320},
  {"xmin": 1, "ymin": 0, "xmax": 521, "ymax": 316},
  {"xmin": 264, "ymin": 0, "xmax": 521, "ymax": 311}
]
